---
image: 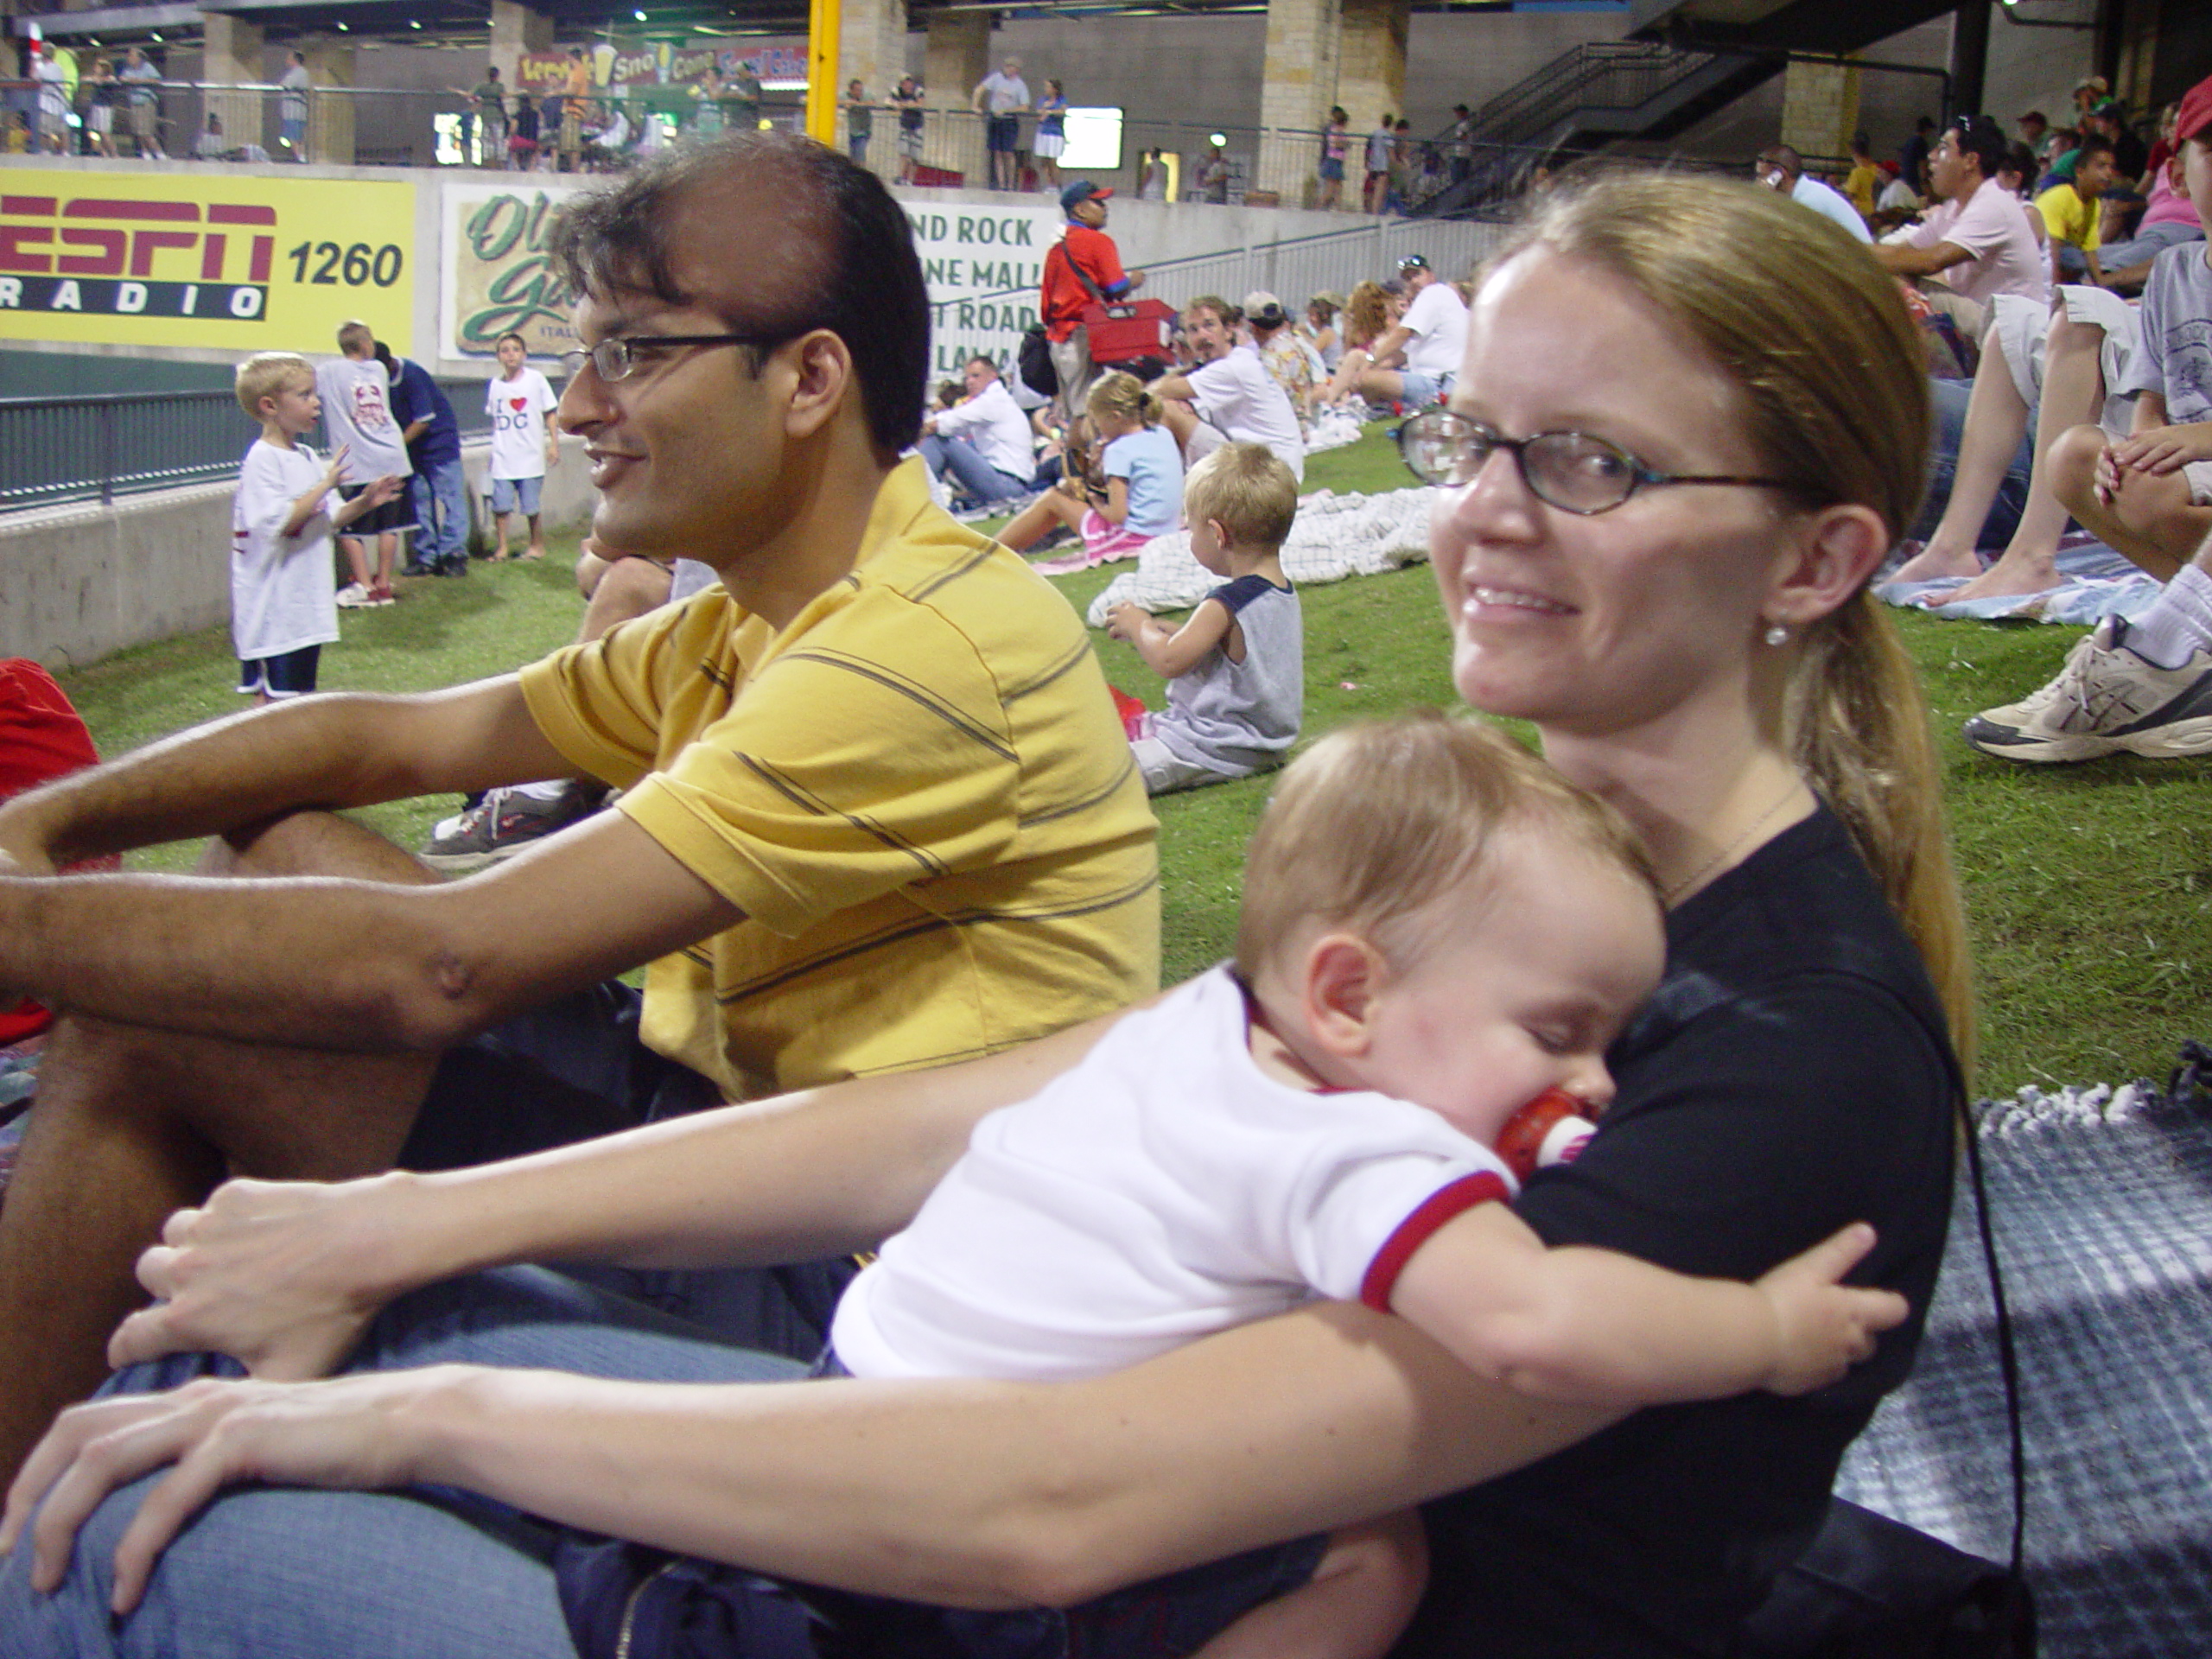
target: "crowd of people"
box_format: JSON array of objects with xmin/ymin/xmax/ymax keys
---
[{"xmin": 0, "ymin": 130, "xmax": 1970, "ymax": 1659}]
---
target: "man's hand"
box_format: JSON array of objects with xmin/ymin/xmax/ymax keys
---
[
  {"xmin": 1752, "ymin": 1223, "xmax": 1909, "ymax": 1396},
  {"xmin": 109, "ymin": 1174, "xmax": 418, "ymax": 1382},
  {"xmin": 0, "ymin": 1368, "xmax": 458, "ymax": 1615}
]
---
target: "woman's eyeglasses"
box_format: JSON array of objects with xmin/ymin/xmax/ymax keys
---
[{"xmin": 1395, "ymin": 410, "xmax": 1803, "ymax": 516}]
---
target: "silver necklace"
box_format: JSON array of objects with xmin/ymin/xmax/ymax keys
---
[{"xmin": 1663, "ymin": 776, "xmax": 1804, "ymax": 904}]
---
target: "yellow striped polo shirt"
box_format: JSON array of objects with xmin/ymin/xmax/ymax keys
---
[{"xmin": 518, "ymin": 458, "xmax": 1160, "ymax": 1101}]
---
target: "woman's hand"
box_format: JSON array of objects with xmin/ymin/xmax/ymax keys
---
[
  {"xmin": 108, "ymin": 1173, "xmax": 421, "ymax": 1382},
  {"xmin": 1751, "ymin": 1224, "xmax": 1909, "ymax": 1396},
  {"xmin": 0, "ymin": 1368, "xmax": 460, "ymax": 1615}
]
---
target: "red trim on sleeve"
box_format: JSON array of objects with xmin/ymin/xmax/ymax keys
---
[{"xmin": 1359, "ymin": 1172, "xmax": 1511, "ymax": 1312}]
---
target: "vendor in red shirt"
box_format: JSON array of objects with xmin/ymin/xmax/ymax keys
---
[{"xmin": 1040, "ymin": 180, "xmax": 1146, "ymax": 423}]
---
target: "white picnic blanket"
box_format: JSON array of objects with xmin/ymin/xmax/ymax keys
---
[
  {"xmin": 1875, "ymin": 538, "xmax": 2164, "ymax": 625},
  {"xmin": 1084, "ymin": 486, "xmax": 1438, "ymax": 626}
]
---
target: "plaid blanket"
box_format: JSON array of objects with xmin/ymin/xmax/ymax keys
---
[{"xmin": 1835, "ymin": 1049, "xmax": 2212, "ymax": 1657}]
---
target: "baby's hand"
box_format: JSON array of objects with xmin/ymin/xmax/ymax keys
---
[
  {"xmin": 1753, "ymin": 1223, "xmax": 1908, "ymax": 1396},
  {"xmin": 1104, "ymin": 602, "xmax": 1150, "ymax": 642}
]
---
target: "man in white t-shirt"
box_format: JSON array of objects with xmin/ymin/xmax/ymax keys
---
[
  {"xmin": 1873, "ymin": 118, "xmax": 2049, "ymax": 311},
  {"xmin": 918, "ymin": 356, "xmax": 1034, "ymax": 504},
  {"xmin": 1326, "ymin": 253, "xmax": 1468, "ymax": 410},
  {"xmin": 971, "ymin": 57, "xmax": 1030, "ymax": 191},
  {"xmin": 1754, "ymin": 145, "xmax": 1872, "ymax": 243},
  {"xmin": 484, "ymin": 330, "xmax": 561, "ymax": 561},
  {"xmin": 313, "ymin": 320, "xmax": 415, "ymax": 606},
  {"xmin": 1150, "ymin": 297, "xmax": 1306, "ymax": 480}
]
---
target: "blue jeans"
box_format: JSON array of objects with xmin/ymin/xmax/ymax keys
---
[
  {"xmin": 410, "ymin": 455, "xmax": 470, "ymax": 570},
  {"xmin": 2073, "ymin": 219, "xmax": 2204, "ymax": 275},
  {"xmin": 1911, "ymin": 377, "xmax": 2032, "ymax": 549},
  {"xmin": 0, "ymin": 1268, "xmax": 808, "ymax": 1657},
  {"xmin": 918, "ymin": 434, "xmax": 1028, "ymax": 504}
]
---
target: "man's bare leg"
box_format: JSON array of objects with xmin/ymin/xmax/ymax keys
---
[
  {"xmin": 0, "ymin": 811, "xmax": 444, "ymax": 1479},
  {"xmin": 1892, "ymin": 322, "xmax": 2032, "ymax": 584},
  {"xmin": 574, "ymin": 550, "xmax": 674, "ymax": 638},
  {"xmin": 1948, "ymin": 311, "xmax": 2113, "ymax": 602}
]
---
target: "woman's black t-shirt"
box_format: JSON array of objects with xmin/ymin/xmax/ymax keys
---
[{"xmin": 1400, "ymin": 805, "xmax": 1958, "ymax": 1657}]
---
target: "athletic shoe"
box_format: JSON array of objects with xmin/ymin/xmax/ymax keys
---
[
  {"xmin": 418, "ymin": 781, "xmax": 606, "ymax": 871},
  {"xmin": 366, "ymin": 582, "xmax": 397, "ymax": 607},
  {"xmin": 1962, "ymin": 616, "xmax": 2212, "ymax": 763},
  {"xmin": 334, "ymin": 582, "xmax": 375, "ymax": 609}
]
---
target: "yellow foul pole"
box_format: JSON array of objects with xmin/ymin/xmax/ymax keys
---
[{"xmin": 806, "ymin": 0, "xmax": 841, "ymax": 144}]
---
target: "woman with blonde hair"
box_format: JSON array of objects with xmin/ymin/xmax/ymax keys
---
[
  {"xmin": 993, "ymin": 370, "xmax": 1185, "ymax": 573},
  {"xmin": 9, "ymin": 170, "xmax": 1966, "ymax": 1659}
]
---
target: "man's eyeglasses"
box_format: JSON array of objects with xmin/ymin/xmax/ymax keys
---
[
  {"xmin": 557, "ymin": 332, "xmax": 797, "ymax": 384},
  {"xmin": 1395, "ymin": 410, "xmax": 1804, "ymax": 515}
]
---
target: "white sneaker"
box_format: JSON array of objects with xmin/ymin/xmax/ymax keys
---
[
  {"xmin": 1963, "ymin": 616, "xmax": 2212, "ymax": 763},
  {"xmin": 334, "ymin": 583, "xmax": 375, "ymax": 609}
]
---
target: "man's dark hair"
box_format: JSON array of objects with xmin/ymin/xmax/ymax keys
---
[
  {"xmin": 495, "ymin": 329, "xmax": 527, "ymax": 350},
  {"xmin": 1951, "ymin": 115, "xmax": 2007, "ymax": 179},
  {"xmin": 1759, "ymin": 143, "xmax": 1804, "ymax": 178},
  {"xmin": 550, "ymin": 131, "xmax": 929, "ymax": 454},
  {"xmin": 2073, "ymin": 134, "xmax": 2116, "ymax": 167}
]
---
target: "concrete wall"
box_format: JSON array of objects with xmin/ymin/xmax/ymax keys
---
[{"xmin": 0, "ymin": 433, "xmax": 592, "ymax": 667}]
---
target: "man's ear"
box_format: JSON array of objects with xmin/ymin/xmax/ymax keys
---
[
  {"xmin": 1300, "ymin": 931, "xmax": 1388, "ymax": 1060},
  {"xmin": 779, "ymin": 329, "xmax": 854, "ymax": 441},
  {"xmin": 1764, "ymin": 501, "xmax": 1889, "ymax": 632}
]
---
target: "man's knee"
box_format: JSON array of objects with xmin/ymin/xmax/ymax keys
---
[
  {"xmin": 210, "ymin": 810, "xmax": 439, "ymax": 888},
  {"xmin": 578, "ymin": 556, "xmax": 674, "ymax": 644}
]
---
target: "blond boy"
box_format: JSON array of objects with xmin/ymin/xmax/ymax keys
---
[
  {"xmin": 1106, "ymin": 442, "xmax": 1303, "ymax": 793},
  {"xmin": 229, "ymin": 353, "xmax": 400, "ymax": 702}
]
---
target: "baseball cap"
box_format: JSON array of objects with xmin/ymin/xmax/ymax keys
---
[
  {"xmin": 1240, "ymin": 289, "xmax": 1287, "ymax": 324},
  {"xmin": 2177, "ymin": 73, "xmax": 2212, "ymax": 145},
  {"xmin": 1059, "ymin": 181, "xmax": 1113, "ymax": 212},
  {"xmin": 1396, "ymin": 253, "xmax": 1430, "ymax": 273}
]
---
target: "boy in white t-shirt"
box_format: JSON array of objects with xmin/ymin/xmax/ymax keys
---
[
  {"xmin": 824, "ymin": 713, "xmax": 1904, "ymax": 1658},
  {"xmin": 483, "ymin": 330, "xmax": 561, "ymax": 561},
  {"xmin": 229, "ymin": 353, "xmax": 401, "ymax": 703},
  {"xmin": 313, "ymin": 321, "xmax": 414, "ymax": 607}
]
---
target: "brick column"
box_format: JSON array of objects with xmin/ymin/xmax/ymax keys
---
[
  {"xmin": 923, "ymin": 11, "xmax": 987, "ymax": 184},
  {"xmin": 1335, "ymin": 0, "xmax": 1406, "ymax": 135},
  {"xmin": 839, "ymin": 0, "xmax": 906, "ymax": 172},
  {"xmin": 1778, "ymin": 57, "xmax": 1860, "ymax": 166},
  {"xmin": 199, "ymin": 12, "xmax": 264, "ymax": 157},
  {"xmin": 1258, "ymin": 0, "xmax": 1340, "ymax": 206},
  {"xmin": 298, "ymin": 35, "xmax": 355, "ymax": 166},
  {"xmin": 490, "ymin": 0, "xmax": 554, "ymax": 89}
]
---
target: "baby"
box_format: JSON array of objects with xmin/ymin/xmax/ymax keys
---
[{"xmin": 825, "ymin": 712, "xmax": 1904, "ymax": 1657}]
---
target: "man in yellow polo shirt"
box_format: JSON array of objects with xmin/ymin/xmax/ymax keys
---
[{"xmin": 0, "ymin": 132, "xmax": 1157, "ymax": 1476}]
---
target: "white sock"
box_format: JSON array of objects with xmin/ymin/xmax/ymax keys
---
[
  {"xmin": 2126, "ymin": 563, "xmax": 2212, "ymax": 668},
  {"xmin": 513, "ymin": 779, "xmax": 570, "ymax": 802}
]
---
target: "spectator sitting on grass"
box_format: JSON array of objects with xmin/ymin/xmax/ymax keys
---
[
  {"xmin": 995, "ymin": 369, "xmax": 1181, "ymax": 573},
  {"xmin": 1872, "ymin": 117, "xmax": 2050, "ymax": 314},
  {"xmin": 2037, "ymin": 134, "xmax": 2118, "ymax": 288},
  {"xmin": 918, "ymin": 355, "xmax": 1034, "ymax": 507},
  {"xmin": 1105, "ymin": 442, "xmax": 1301, "ymax": 795},
  {"xmin": 1962, "ymin": 79, "xmax": 2212, "ymax": 766},
  {"xmin": 1320, "ymin": 252, "xmax": 1467, "ymax": 410},
  {"xmin": 1754, "ymin": 143, "xmax": 1872, "ymax": 242},
  {"xmin": 1149, "ymin": 296, "xmax": 1307, "ymax": 480}
]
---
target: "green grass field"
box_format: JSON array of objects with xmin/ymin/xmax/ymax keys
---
[{"xmin": 48, "ymin": 431, "xmax": 2211, "ymax": 1096}]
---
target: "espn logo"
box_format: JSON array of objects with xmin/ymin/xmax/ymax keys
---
[{"xmin": 0, "ymin": 195, "xmax": 275, "ymax": 319}]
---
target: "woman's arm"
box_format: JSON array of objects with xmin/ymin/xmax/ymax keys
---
[
  {"xmin": 111, "ymin": 1013, "xmax": 1126, "ymax": 1380},
  {"xmin": 15, "ymin": 1298, "xmax": 1621, "ymax": 1617}
]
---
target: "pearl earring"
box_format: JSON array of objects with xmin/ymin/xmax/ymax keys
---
[{"xmin": 1764, "ymin": 623, "xmax": 1789, "ymax": 647}]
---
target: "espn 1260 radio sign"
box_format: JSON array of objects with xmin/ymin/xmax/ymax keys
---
[{"xmin": 0, "ymin": 172, "xmax": 417, "ymax": 353}]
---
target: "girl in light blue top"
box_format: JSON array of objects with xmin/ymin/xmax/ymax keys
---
[{"xmin": 999, "ymin": 371, "xmax": 1185, "ymax": 572}]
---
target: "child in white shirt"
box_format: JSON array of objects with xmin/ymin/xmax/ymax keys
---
[
  {"xmin": 229, "ymin": 353, "xmax": 401, "ymax": 703},
  {"xmin": 484, "ymin": 330, "xmax": 562, "ymax": 561}
]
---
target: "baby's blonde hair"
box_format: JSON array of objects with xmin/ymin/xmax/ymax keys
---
[
  {"xmin": 1184, "ymin": 442, "xmax": 1298, "ymax": 550},
  {"xmin": 235, "ymin": 352, "xmax": 312, "ymax": 420},
  {"xmin": 1234, "ymin": 712, "xmax": 1659, "ymax": 983}
]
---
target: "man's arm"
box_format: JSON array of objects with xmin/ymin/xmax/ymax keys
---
[
  {"xmin": 1869, "ymin": 239, "xmax": 1972, "ymax": 278},
  {"xmin": 0, "ymin": 679, "xmax": 745, "ymax": 1052}
]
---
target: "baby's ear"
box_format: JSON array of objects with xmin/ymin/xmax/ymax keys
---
[{"xmin": 1302, "ymin": 932, "xmax": 1386, "ymax": 1058}]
